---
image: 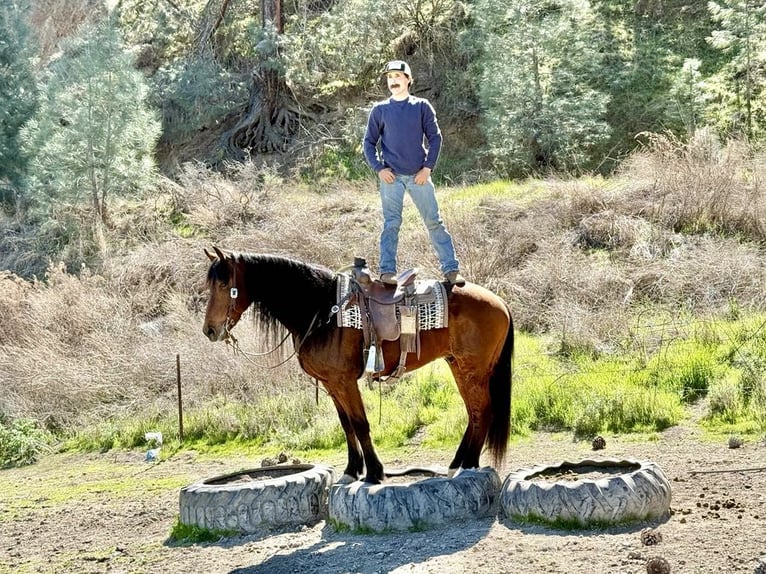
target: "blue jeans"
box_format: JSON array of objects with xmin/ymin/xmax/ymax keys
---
[{"xmin": 379, "ymin": 174, "xmax": 459, "ymax": 275}]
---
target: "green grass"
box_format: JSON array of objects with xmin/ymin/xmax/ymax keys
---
[
  {"xmin": 644, "ymin": 340, "xmax": 722, "ymax": 402},
  {"xmin": 169, "ymin": 519, "xmax": 239, "ymax": 544},
  {"xmin": 445, "ymin": 178, "xmax": 546, "ymax": 206},
  {"xmin": 362, "ymin": 363, "xmax": 467, "ymax": 449},
  {"xmin": 512, "ymin": 352, "xmax": 684, "ymax": 437},
  {"xmin": 0, "ymin": 453, "xmax": 191, "ymax": 524},
  {"xmin": 505, "ymin": 512, "xmax": 652, "ymax": 531},
  {"xmin": 45, "ymin": 313, "xmax": 766, "ymax": 462},
  {"xmin": 511, "ymin": 315, "xmax": 766, "ymax": 439}
]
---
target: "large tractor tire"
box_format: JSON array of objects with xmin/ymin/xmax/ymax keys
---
[
  {"xmin": 500, "ymin": 458, "xmax": 672, "ymax": 527},
  {"xmin": 329, "ymin": 467, "xmax": 501, "ymax": 532},
  {"xmin": 179, "ymin": 464, "xmax": 335, "ymax": 533}
]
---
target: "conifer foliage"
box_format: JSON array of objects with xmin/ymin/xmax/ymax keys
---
[
  {"xmin": 707, "ymin": 0, "xmax": 766, "ymax": 140},
  {"xmin": 20, "ymin": 17, "xmax": 160, "ymax": 228},
  {"xmin": 0, "ymin": 1, "xmax": 38, "ymax": 210},
  {"xmin": 474, "ymin": 0, "xmax": 611, "ymax": 175}
]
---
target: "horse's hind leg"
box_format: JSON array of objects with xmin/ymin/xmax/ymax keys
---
[
  {"xmin": 447, "ymin": 360, "xmax": 490, "ymax": 474},
  {"xmin": 447, "ymin": 432, "xmax": 472, "ymax": 476},
  {"xmin": 329, "ymin": 394, "xmax": 364, "ymax": 482},
  {"xmin": 447, "ymin": 432, "xmax": 478, "ymax": 477},
  {"xmin": 447, "ymin": 414, "xmax": 488, "ymax": 475}
]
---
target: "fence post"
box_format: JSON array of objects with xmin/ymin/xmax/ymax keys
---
[{"xmin": 176, "ymin": 353, "xmax": 184, "ymax": 443}]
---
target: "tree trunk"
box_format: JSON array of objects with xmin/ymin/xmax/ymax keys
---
[
  {"xmin": 220, "ymin": 0, "xmax": 296, "ymax": 159},
  {"xmin": 196, "ymin": 0, "xmax": 232, "ymax": 56},
  {"xmin": 262, "ymin": 0, "xmax": 282, "ymax": 33}
]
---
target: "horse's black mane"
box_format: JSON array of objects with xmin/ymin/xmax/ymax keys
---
[
  {"xmin": 242, "ymin": 253, "xmax": 336, "ymax": 284},
  {"xmin": 207, "ymin": 252, "xmax": 335, "ymax": 288},
  {"xmin": 209, "ymin": 252, "xmax": 339, "ymax": 352}
]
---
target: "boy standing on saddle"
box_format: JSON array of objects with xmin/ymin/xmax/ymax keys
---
[{"xmin": 363, "ymin": 60, "xmax": 466, "ymax": 287}]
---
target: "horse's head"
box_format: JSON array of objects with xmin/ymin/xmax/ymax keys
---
[{"xmin": 202, "ymin": 247, "xmax": 249, "ymax": 342}]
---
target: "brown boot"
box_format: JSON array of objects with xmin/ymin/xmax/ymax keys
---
[
  {"xmin": 445, "ymin": 270, "xmax": 466, "ymax": 286},
  {"xmin": 379, "ymin": 273, "xmax": 397, "ymax": 285}
]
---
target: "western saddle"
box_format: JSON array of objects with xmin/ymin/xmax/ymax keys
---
[{"xmin": 345, "ymin": 257, "xmax": 446, "ymax": 382}]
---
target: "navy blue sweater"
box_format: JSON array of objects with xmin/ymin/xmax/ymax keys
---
[{"xmin": 363, "ymin": 95, "xmax": 442, "ymax": 176}]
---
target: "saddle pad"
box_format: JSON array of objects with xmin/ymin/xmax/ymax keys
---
[{"xmin": 336, "ymin": 274, "xmax": 448, "ymax": 330}]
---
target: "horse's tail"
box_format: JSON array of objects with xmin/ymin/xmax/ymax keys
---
[{"xmin": 487, "ymin": 305, "xmax": 514, "ymax": 468}]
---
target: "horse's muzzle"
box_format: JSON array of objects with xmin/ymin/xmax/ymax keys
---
[{"xmin": 203, "ymin": 325, "xmax": 226, "ymax": 342}]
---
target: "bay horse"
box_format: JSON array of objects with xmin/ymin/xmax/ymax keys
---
[{"xmin": 202, "ymin": 247, "xmax": 514, "ymax": 484}]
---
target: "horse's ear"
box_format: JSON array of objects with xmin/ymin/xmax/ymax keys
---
[
  {"xmin": 213, "ymin": 246, "xmax": 227, "ymax": 261},
  {"xmin": 204, "ymin": 248, "xmax": 216, "ymax": 261}
]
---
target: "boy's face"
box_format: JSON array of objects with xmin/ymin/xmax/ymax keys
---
[{"xmin": 386, "ymin": 71, "xmax": 410, "ymax": 98}]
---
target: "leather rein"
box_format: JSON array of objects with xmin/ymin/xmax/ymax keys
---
[{"xmin": 221, "ymin": 262, "xmax": 346, "ymax": 370}]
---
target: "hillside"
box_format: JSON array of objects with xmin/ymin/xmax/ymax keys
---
[{"xmin": 2, "ymin": 131, "xmax": 766, "ymax": 448}]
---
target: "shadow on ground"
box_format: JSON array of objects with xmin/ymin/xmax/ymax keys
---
[{"xmin": 226, "ymin": 518, "xmax": 494, "ymax": 574}]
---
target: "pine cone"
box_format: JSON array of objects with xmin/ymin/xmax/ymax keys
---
[
  {"xmin": 260, "ymin": 457, "xmax": 278, "ymax": 467},
  {"xmin": 592, "ymin": 435, "xmax": 606, "ymax": 450},
  {"xmin": 728, "ymin": 435, "xmax": 743, "ymax": 449},
  {"xmin": 646, "ymin": 556, "xmax": 671, "ymax": 574},
  {"xmin": 640, "ymin": 528, "xmax": 663, "ymax": 546}
]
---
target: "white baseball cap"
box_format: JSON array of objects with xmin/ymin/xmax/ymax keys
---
[{"xmin": 383, "ymin": 60, "xmax": 411, "ymax": 78}]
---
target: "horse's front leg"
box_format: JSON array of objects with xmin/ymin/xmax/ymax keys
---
[
  {"xmin": 353, "ymin": 414, "xmax": 384, "ymax": 484},
  {"xmin": 330, "ymin": 378, "xmax": 384, "ymax": 483},
  {"xmin": 329, "ymin": 394, "xmax": 364, "ymax": 483}
]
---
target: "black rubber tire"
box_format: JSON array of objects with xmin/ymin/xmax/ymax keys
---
[
  {"xmin": 328, "ymin": 467, "xmax": 501, "ymax": 532},
  {"xmin": 500, "ymin": 458, "xmax": 672, "ymax": 527},
  {"xmin": 179, "ymin": 464, "xmax": 335, "ymax": 533}
]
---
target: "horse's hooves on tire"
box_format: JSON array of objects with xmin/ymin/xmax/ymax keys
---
[
  {"xmin": 500, "ymin": 458, "xmax": 672, "ymax": 527},
  {"xmin": 179, "ymin": 464, "xmax": 335, "ymax": 533},
  {"xmin": 329, "ymin": 466, "xmax": 501, "ymax": 532}
]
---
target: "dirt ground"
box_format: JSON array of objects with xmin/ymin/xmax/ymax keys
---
[{"xmin": 1, "ymin": 420, "xmax": 765, "ymax": 574}]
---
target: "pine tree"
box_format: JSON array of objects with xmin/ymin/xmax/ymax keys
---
[
  {"xmin": 475, "ymin": 0, "xmax": 611, "ymax": 176},
  {"xmin": 671, "ymin": 58, "xmax": 705, "ymax": 136},
  {"xmin": 0, "ymin": 1, "xmax": 38, "ymax": 210},
  {"xmin": 707, "ymin": 0, "xmax": 766, "ymax": 140},
  {"xmin": 20, "ymin": 16, "xmax": 161, "ymax": 227},
  {"xmin": 17, "ymin": 16, "xmax": 162, "ymax": 271}
]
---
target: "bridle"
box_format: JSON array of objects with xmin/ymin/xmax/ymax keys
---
[
  {"xmin": 214, "ymin": 261, "xmax": 356, "ymax": 403},
  {"xmin": 219, "ymin": 259, "xmax": 347, "ymax": 369},
  {"xmin": 221, "ymin": 259, "xmax": 242, "ymax": 346}
]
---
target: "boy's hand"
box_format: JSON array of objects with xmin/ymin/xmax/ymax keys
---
[
  {"xmin": 378, "ymin": 168, "xmax": 395, "ymax": 184},
  {"xmin": 414, "ymin": 167, "xmax": 431, "ymax": 185}
]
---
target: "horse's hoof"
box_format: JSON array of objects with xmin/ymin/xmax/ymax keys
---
[
  {"xmin": 447, "ymin": 467, "xmax": 459, "ymax": 478},
  {"xmin": 363, "ymin": 475, "xmax": 384, "ymax": 484},
  {"xmin": 336, "ymin": 473, "xmax": 359, "ymax": 484}
]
